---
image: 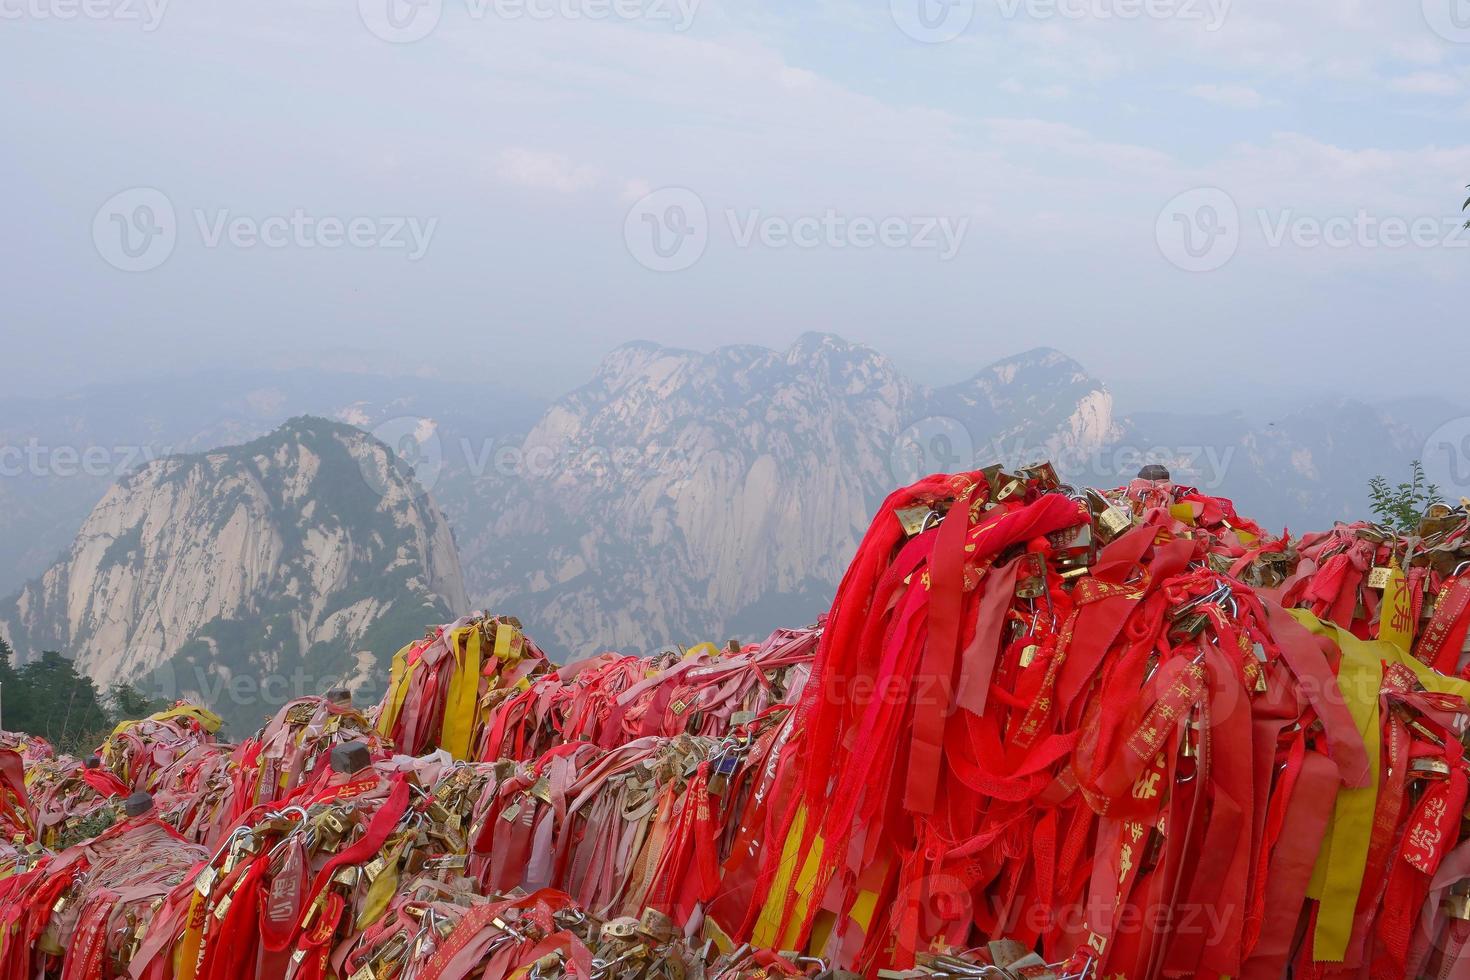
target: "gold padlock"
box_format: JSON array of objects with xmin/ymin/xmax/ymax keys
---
[
  {"xmin": 1015, "ymin": 553, "xmax": 1047, "ymax": 600},
  {"xmin": 894, "ymin": 505, "xmax": 934, "ymax": 538},
  {"xmin": 1444, "ymin": 883, "xmax": 1470, "ymax": 920},
  {"xmin": 1019, "ymin": 461, "xmax": 1060, "ymax": 490},
  {"xmin": 1411, "ymin": 757, "xmax": 1451, "ymax": 777},
  {"xmin": 995, "ymin": 478, "xmax": 1025, "ymax": 503}
]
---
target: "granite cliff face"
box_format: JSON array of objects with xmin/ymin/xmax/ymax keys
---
[
  {"xmin": 3, "ymin": 335, "xmax": 1422, "ymax": 692},
  {"xmin": 449, "ymin": 334, "xmax": 1119, "ymax": 658},
  {"xmin": 1, "ymin": 418, "xmax": 467, "ymax": 731}
]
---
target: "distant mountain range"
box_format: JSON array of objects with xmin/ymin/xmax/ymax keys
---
[
  {"xmin": 0, "ymin": 419, "xmax": 466, "ymax": 733},
  {"xmin": 0, "ymin": 334, "xmax": 1459, "ymax": 705}
]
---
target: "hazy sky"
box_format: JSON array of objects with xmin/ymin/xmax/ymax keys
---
[{"xmin": 3, "ymin": 0, "xmax": 1468, "ymax": 409}]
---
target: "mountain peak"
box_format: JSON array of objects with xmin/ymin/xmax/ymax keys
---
[
  {"xmin": 977, "ymin": 347, "xmax": 1093, "ymax": 382},
  {"xmin": 0, "ymin": 416, "xmax": 468, "ymax": 733}
]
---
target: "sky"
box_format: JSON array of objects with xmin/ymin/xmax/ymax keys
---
[{"xmin": 2, "ymin": 0, "xmax": 1468, "ymax": 411}]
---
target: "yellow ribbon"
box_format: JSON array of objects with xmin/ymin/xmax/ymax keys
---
[
  {"xmin": 173, "ymin": 889, "xmax": 208, "ymax": 980},
  {"xmin": 375, "ymin": 642, "xmax": 419, "ymax": 739},
  {"xmin": 441, "ymin": 627, "xmax": 482, "ymax": 760},
  {"xmin": 1290, "ymin": 610, "xmax": 1470, "ymax": 961},
  {"xmin": 752, "ymin": 804, "xmax": 826, "ymax": 951},
  {"xmin": 356, "ymin": 841, "xmax": 403, "ymax": 930},
  {"xmin": 1378, "ymin": 561, "xmax": 1416, "ymax": 654},
  {"xmin": 109, "ymin": 703, "xmax": 223, "ymax": 740}
]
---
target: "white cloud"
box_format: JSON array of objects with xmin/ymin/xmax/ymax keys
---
[
  {"xmin": 494, "ymin": 147, "xmax": 602, "ymax": 194},
  {"xmin": 999, "ymin": 77, "xmax": 1071, "ymax": 99},
  {"xmin": 1388, "ymin": 72, "xmax": 1464, "ymax": 96},
  {"xmin": 1187, "ymin": 83, "xmax": 1270, "ymax": 109},
  {"xmin": 620, "ymin": 178, "xmax": 653, "ymax": 203}
]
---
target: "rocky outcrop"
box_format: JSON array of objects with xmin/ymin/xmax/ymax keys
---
[
  {"xmin": 1, "ymin": 418, "xmax": 467, "ymax": 732},
  {"xmin": 448, "ymin": 334, "xmax": 1118, "ymax": 659}
]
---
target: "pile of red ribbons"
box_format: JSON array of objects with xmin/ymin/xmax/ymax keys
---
[
  {"xmin": 475, "ymin": 626, "xmax": 817, "ymax": 761},
  {"xmin": 5, "ymin": 467, "xmax": 1470, "ymax": 979},
  {"xmin": 746, "ymin": 466, "xmax": 1470, "ymax": 979},
  {"xmin": 0, "ymin": 617, "xmax": 820, "ymax": 979},
  {"xmin": 376, "ymin": 616, "xmax": 552, "ymax": 760}
]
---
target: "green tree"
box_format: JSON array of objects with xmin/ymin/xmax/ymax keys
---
[
  {"xmin": 11, "ymin": 652, "xmax": 113, "ymax": 755},
  {"xmin": 0, "ymin": 637, "xmax": 25, "ymax": 734},
  {"xmin": 109, "ymin": 682, "xmax": 168, "ymax": 721},
  {"xmin": 1369, "ymin": 459, "xmax": 1442, "ymax": 533}
]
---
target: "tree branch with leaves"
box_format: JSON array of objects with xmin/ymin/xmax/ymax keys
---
[{"xmin": 1369, "ymin": 459, "xmax": 1442, "ymax": 533}]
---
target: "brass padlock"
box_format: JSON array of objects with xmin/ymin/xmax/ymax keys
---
[
  {"xmin": 1444, "ymin": 883, "xmax": 1470, "ymax": 920},
  {"xmin": 995, "ymin": 478, "xmax": 1026, "ymax": 503},
  {"xmin": 602, "ymin": 917, "xmax": 642, "ymax": 942},
  {"xmin": 364, "ymin": 855, "xmax": 388, "ymax": 882},
  {"xmin": 895, "ymin": 505, "xmax": 934, "ymax": 538},
  {"xmin": 639, "ymin": 906, "xmax": 675, "ymax": 943},
  {"xmin": 1015, "ymin": 553, "xmax": 1047, "ymax": 600},
  {"xmin": 1411, "ymin": 757, "xmax": 1451, "ymax": 778},
  {"xmin": 1019, "ymin": 461, "xmax": 1060, "ymax": 490}
]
